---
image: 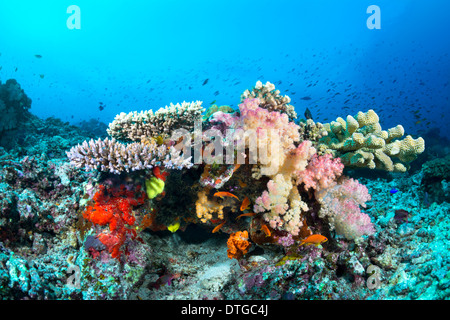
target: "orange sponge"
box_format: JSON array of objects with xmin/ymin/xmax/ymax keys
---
[{"xmin": 227, "ymin": 231, "xmax": 251, "ymax": 260}]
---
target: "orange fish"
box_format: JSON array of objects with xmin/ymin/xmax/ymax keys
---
[
  {"xmin": 240, "ymin": 196, "xmax": 250, "ymax": 211},
  {"xmin": 300, "ymin": 234, "xmax": 328, "ymax": 246},
  {"xmin": 261, "ymin": 225, "xmax": 271, "ymax": 237},
  {"xmin": 212, "ymin": 220, "xmax": 226, "ymax": 233},
  {"xmin": 214, "ymin": 191, "xmax": 239, "ymax": 201},
  {"xmin": 236, "ymin": 212, "xmax": 257, "ymax": 220}
]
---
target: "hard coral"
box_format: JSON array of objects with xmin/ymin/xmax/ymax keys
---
[
  {"xmin": 319, "ymin": 110, "xmax": 425, "ymax": 172},
  {"xmin": 227, "ymin": 230, "xmax": 251, "ymax": 260}
]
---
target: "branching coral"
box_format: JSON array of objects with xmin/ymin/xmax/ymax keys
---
[
  {"xmin": 107, "ymin": 101, "xmax": 204, "ymax": 142},
  {"xmin": 241, "ymin": 81, "xmax": 297, "ymax": 121},
  {"xmin": 66, "ymin": 137, "xmax": 193, "ymax": 174},
  {"xmin": 318, "ymin": 110, "xmax": 425, "ymax": 172}
]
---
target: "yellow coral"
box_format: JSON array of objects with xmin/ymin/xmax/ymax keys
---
[{"xmin": 195, "ymin": 191, "xmax": 224, "ymax": 223}]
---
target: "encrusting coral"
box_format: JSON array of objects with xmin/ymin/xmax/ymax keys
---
[{"xmin": 318, "ymin": 109, "xmax": 425, "ymax": 172}]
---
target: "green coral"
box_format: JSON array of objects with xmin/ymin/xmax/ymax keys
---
[{"xmin": 318, "ymin": 109, "xmax": 425, "ymax": 172}]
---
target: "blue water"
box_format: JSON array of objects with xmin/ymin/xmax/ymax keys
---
[{"xmin": 0, "ymin": 0, "xmax": 449, "ymax": 137}]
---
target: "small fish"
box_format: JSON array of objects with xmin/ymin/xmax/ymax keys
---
[
  {"xmin": 214, "ymin": 191, "xmax": 239, "ymax": 201},
  {"xmin": 261, "ymin": 225, "xmax": 271, "ymax": 237},
  {"xmin": 300, "ymin": 234, "xmax": 328, "ymax": 246},
  {"xmin": 210, "ymin": 100, "xmax": 216, "ymax": 105},
  {"xmin": 304, "ymin": 107, "xmax": 312, "ymax": 120},
  {"xmin": 99, "ymin": 105, "xmax": 104, "ymax": 111},
  {"xmin": 389, "ymin": 188, "xmax": 399, "ymax": 194},
  {"xmin": 212, "ymin": 220, "xmax": 226, "ymax": 233},
  {"xmin": 240, "ymin": 197, "xmax": 250, "ymax": 211},
  {"xmin": 300, "ymin": 96, "xmax": 312, "ymax": 100},
  {"xmin": 39, "ymin": 74, "xmax": 44, "ymax": 79},
  {"xmin": 236, "ymin": 212, "xmax": 257, "ymax": 220},
  {"xmin": 34, "ymin": 54, "xmax": 42, "ymax": 58},
  {"xmin": 202, "ymin": 78, "xmax": 209, "ymax": 86}
]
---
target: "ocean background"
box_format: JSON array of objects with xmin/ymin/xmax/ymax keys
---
[{"xmin": 0, "ymin": 0, "xmax": 448, "ymax": 137}]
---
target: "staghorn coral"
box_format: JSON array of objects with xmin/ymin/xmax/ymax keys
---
[
  {"xmin": 318, "ymin": 110, "xmax": 425, "ymax": 172},
  {"xmin": 107, "ymin": 101, "xmax": 204, "ymax": 142},
  {"xmin": 241, "ymin": 81, "xmax": 297, "ymax": 121},
  {"xmin": 66, "ymin": 137, "xmax": 193, "ymax": 174},
  {"xmin": 227, "ymin": 230, "xmax": 251, "ymax": 260}
]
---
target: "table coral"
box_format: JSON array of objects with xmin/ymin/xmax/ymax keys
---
[{"xmin": 107, "ymin": 101, "xmax": 204, "ymax": 142}]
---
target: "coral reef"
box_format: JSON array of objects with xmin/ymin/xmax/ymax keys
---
[{"xmin": 2, "ymin": 78, "xmax": 444, "ymax": 303}]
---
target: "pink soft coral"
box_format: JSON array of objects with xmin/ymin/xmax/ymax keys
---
[
  {"xmin": 297, "ymin": 153, "xmax": 344, "ymax": 192},
  {"xmin": 319, "ymin": 178, "xmax": 374, "ymax": 240}
]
